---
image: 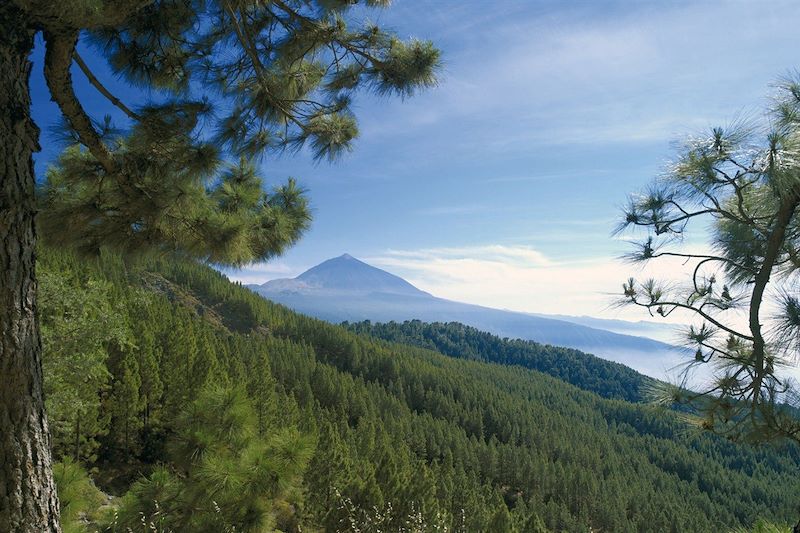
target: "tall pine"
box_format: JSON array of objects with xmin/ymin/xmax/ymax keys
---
[{"xmin": 0, "ymin": 1, "xmax": 439, "ymax": 528}]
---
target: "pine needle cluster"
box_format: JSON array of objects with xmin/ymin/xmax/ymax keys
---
[
  {"xmin": 32, "ymin": 0, "xmax": 441, "ymax": 267},
  {"xmin": 615, "ymin": 74, "xmax": 800, "ymax": 444}
]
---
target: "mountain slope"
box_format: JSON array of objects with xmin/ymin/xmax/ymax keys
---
[
  {"xmin": 263, "ymin": 253, "xmax": 429, "ymax": 296},
  {"xmin": 41, "ymin": 249, "xmax": 800, "ymax": 532},
  {"xmin": 346, "ymin": 320, "xmax": 653, "ymax": 403},
  {"xmin": 249, "ymin": 255, "xmax": 684, "ymax": 378},
  {"xmin": 164, "ymin": 257, "xmax": 800, "ymax": 530},
  {"xmin": 534, "ymin": 314, "xmax": 680, "ymax": 345}
]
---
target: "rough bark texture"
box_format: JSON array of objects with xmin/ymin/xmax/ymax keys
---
[{"xmin": 0, "ymin": 4, "xmax": 62, "ymax": 532}]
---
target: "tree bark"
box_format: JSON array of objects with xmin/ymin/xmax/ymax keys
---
[{"xmin": 0, "ymin": 4, "xmax": 62, "ymax": 532}]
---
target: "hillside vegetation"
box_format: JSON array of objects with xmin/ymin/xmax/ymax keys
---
[
  {"xmin": 40, "ymin": 249, "xmax": 800, "ymax": 532},
  {"xmin": 344, "ymin": 320, "xmax": 651, "ymax": 403}
]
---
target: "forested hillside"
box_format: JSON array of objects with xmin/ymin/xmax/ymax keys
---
[
  {"xmin": 41, "ymin": 249, "xmax": 800, "ymax": 532},
  {"xmin": 344, "ymin": 320, "xmax": 651, "ymax": 403}
]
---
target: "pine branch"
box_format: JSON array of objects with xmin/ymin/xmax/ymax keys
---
[
  {"xmin": 625, "ymin": 296, "xmax": 753, "ymax": 340},
  {"xmin": 73, "ymin": 50, "xmax": 140, "ymax": 121},
  {"xmin": 44, "ymin": 31, "xmax": 115, "ymax": 173},
  {"xmin": 13, "ymin": 0, "xmax": 153, "ymax": 30},
  {"xmin": 222, "ymin": 2, "xmax": 305, "ymax": 130},
  {"xmin": 271, "ymin": 0, "xmax": 385, "ymax": 66},
  {"xmin": 645, "ymin": 251, "xmax": 758, "ymax": 276},
  {"xmin": 747, "ymin": 192, "xmax": 800, "ymax": 400}
]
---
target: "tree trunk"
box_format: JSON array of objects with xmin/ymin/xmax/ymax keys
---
[{"xmin": 0, "ymin": 5, "xmax": 62, "ymax": 532}]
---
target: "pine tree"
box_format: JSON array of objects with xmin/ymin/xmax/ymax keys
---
[
  {"xmin": 488, "ymin": 503, "xmax": 516, "ymax": 533},
  {"xmin": 108, "ymin": 346, "xmax": 143, "ymax": 457},
  {"xmin": 113, "ymin": 385, "xmax": 312, "ymax": 532},
  {"xmin": 38, "ymin": 265, "xmax": 131, "ymax": 463},
  {"xmin": 615, "ymin": 77, "xmax": 800, "ymax": 444},
  {"xmin": 133, "ymin": 325, "xmax": 164, "ymax": 457},
  {"xmin": 0, "ymin": 1, "xmax": 439, "ymax": 529},
  {"xmin": 245, "ymin": 350, "xmax": 278, "ymax": 436},
  {"xmin": 191, "ymin": 329, "xmax": 223, "ymax": 390},
  {"xmin": 160, "ymin": 311, "xmax": 199, "ymax": 414},
  {"xmin": 308, "ymin": 422, "xmax": 357, "ymax": 530}
]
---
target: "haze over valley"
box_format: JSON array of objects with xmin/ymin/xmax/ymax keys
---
[{"xmin": 248, "ymin": 253, "xmax": 685, "ymax": 379}]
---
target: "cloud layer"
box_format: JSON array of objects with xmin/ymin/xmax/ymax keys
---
[{"xmin": 364, "ymin": 243, "xmax": 735, "ymax": 324}]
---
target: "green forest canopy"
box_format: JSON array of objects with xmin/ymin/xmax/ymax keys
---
[{"xmin": 40, "ymin": 247, "xmax": 800, "ymax": 532}]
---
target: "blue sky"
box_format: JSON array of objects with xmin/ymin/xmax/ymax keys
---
[{"xmin": 29, "ymin": 0, "xmax": 800, "ymax": 319}]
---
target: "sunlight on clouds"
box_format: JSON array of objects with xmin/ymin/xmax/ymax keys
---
[
  {"xmin": 366, "ymin": 243, "xmax": 741, "ymax": 325},
  {"xmin": 377, "ymin": 244, "xmax": 553, "ymax": 267}
]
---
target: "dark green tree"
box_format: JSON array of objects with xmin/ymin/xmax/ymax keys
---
[
  {"xmin": 0, "ymin": 2, "xmax": 438, "ymax": 529},
  {"xmin": 133, "ymin": 325, "xmax": 163, "ymax": 441},
  {"xmin": 615, "ymin": 77, "xmax": 800, "ymax": 444},
  {"xmin": 38, "ymin": 267, "xmax": 132, "ymax": 463},
  {"xmin": 161, "ymin": 311, "xmax": 200, "ymax": 413},
  {"xmin": 487, "ymin": 503, "xmax": 516, "ymax": 533},
  {"xmin": 107, "ymin": 345, "xmax": 143, "ymax": 457},
  {"xmin": 111, "ymin": 385, "xmax": 312, "ymax": 532}
]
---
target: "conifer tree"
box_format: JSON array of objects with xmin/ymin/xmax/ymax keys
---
[
  {"xmin": 521, "ymin": 510, "xmax": 549, "ymax": 533},
  {"xmin": 0, "ymin": 1, "xmax": 439, "ymax": 529},
  {"xmin": 108, "ymin": 346, "xmax": 143, "ymax": 457},
  {"xmin": 113, "ymin": 385, "xmax": 312, "ymax": 532},
  {"xmin": 192, "ymin": 329, "xmax": 223, "ymax": 389},
  {"xmin": 307, "ymin": 421, "xmax": 354, "ymax": 528},
  {"xmin": 38, "ymin": 267, "xmax": 130, "ymax": 463},
  {"xmin": 488, "ymin": 502, "xmax": 516, "ymax": 533},
  {"xmin": 134, "ymin": 327, "xmax": 163, "ymax": 440},
  {"xmin": 161, "ymin": 311, "xmax": 199, "ymax": 413},
  {"xmin": 245, "ymin": 350, "xmax": 279, "ymax": 436},
  {"xmin": 615, "ymin": 77, "xmax": 800, "ymax": 444}
]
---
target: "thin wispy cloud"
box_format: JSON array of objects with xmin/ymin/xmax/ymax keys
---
[
  {"xmin": 221, "ymin": 0, "xmax": 800, "ymax": 326},
  {"xmin": 414, "ymin": 204, "xmax": 497, "ymax": 216},
  {"xmin": 366, "ymin": 243, "xmax": 723, "ymax": 322},
  {"xmin": 484, "ymin": 170, "xmax": 609, "ymax": 184},
  {"xmin": 361, "ymin": 0, "xmax": 795, "ymax": 154},
  {"xmin": 413, "ymin": 202, "xmax": 531, "ymax": 216},
  {"xmin": 223, "ymin": 262, "xmax": 297, "ymax": 285}
]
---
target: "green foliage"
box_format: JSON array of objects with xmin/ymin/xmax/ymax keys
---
[
  {"xmin": 39, "ymin": 149, "xmax": 312, "ymax": 266},
  {"xmin": 107, "ymin": 346, "xmax": 143, "ymax": 457},
  {"xmin": 345, "ymin": 320, "xmax": 651, "ymax": 402},
  {"xmin": 39, "ymin": 248, "xmax": 800, "ymax": 532},
  {"xmin": 616, "ymin": 76, "xmax": 800, "ymax": 443},
  {"xmin": 488, "ymin": 504, "xmax": 516, "ymax": 533},
  {"xmin": 39, "ymin": 263, "xmax": 133, "ymax": 463},
  {"xmin": 109, "ymin": 385, "xmax": 311, "ymax": 532},
  {"xmin": 53, "ymin": 458, "xmax": 106, "ymax": 533},
  {"xmin": 32, "ymin": 0, "xmax": 440, "ymax": 267},
  {"xmin": 732, "ymin": 520, "xmax": 792, "ymax": 533}
]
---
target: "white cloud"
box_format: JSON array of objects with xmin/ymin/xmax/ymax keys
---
[
  {"xmin": 366, "ymin": 243, "xmax": 745, "ymax": 326},
  {"xmin": 360, "ymin": 0, "xmax": 800, "ymax": 153},
  {"xmin": 222, "ymin": 262, "xmax": 297, "ymax": 285},
  {"xmin": 375, "ymin": 244, "xmax": 553, "ymax": 267}
]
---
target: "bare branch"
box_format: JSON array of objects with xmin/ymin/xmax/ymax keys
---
[
  {"xmin": 73, "ymin": 50, "xmax": 140, "ymax": 121},
  {"xmin": 625, "ymin": 296, "xmax": 753, "ymax": 340},
  {"xmin": 650, "ymin": 251, "xmax": 758, "ymax": 276}
]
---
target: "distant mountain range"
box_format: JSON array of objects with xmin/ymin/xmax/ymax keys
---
[{"xmin": 247, "ymin": 254, "xmax": 686, "ymax": 378}]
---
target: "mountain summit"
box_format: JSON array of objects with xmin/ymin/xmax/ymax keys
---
[
  {"xmin": 258, "ymin": 253, "xmax": 428, "ymax": 296},
  {"xmin": 248, "ymin": 255, "xmax": 683, "ymax": 378}
]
